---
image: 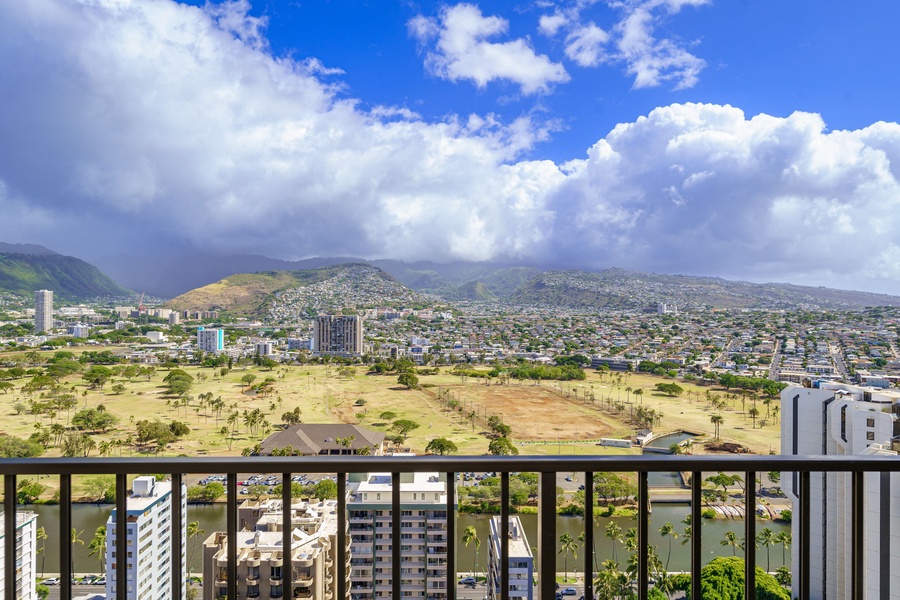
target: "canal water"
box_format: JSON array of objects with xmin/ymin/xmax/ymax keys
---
[{"xmin": 15, "ymin": 503, "xmax": 789, "ymax": 576}]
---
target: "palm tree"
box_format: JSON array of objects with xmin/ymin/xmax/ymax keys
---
[
  {"xmin": 605, "ymin": 522, "xmax": 623, "ymax": 563},
  {"xmin": 462, "ymin": 525, "xmax": 481, "ymax": 579},
  {"xmin": 775, "ymin": 531, "xmax": 791, "ymax": 567},
  {"xmin": 658, "ymin": 522, "xmax": 677, "ymax": 570},
  {"xmin": 71, "ymin": 528, "xmax": 85, "ymax": 577},
  {"xmin": 36, "ymin": 526, "xmax": 47, "ymax": 576},
  {"xmin": 710, "ymin": 414, "xmax": 724, "ymax": 440},
  {"xmin": 757, "ymin": 527, "xmax": 777, "ymax": 572},
  {"xmin": 633, "ymin": 388, "xmax": 643, "ymax": 405},
  {"xmin": 721, "ymin": 531, "xmax": 741, "ymax": 556},
  {"xmin": 187, "ymin": 521, "xmax": 205, "ymax": 575},
  {"xmin": 594, "ymin": 559, "xmax": 627, "ymax": 600},
  {"xmin": 88, "ymin": 526, "xmax": 106, "ymax": 574},
  {"xmin": 748, "ymin": 406, "xmax": 760, "ymax": 429},
  {"xmin": 558, "ymin": 533, "xmax": 578, "ymax": 583}
]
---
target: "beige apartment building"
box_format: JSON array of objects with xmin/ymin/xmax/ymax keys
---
[{"xmin": 202, "ymin": 498, "xmax": 344, "ymax": 600}]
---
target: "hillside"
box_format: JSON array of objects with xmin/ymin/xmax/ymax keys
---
[
  {"xmin": 165, "ymin": 264, "xmax": 429, "ymax": 317},
  {"xmin": 508, "ymin": 269, "xmax": 900, "ymax": 310},
  {"xmin": 0, "ymin": 252, "xmax": 131, "ymax": 301}
]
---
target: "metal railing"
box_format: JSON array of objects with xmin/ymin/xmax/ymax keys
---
[{"xmin": 2, "ymin": 454, "xmax": 899, "ymax": 600}]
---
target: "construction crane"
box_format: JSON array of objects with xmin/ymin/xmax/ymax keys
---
[{"xmin": 137, "ymin": 292, "xmax": 147, "ymax": 324}]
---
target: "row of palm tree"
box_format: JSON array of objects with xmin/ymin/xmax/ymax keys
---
[
  {"xmin": 720, "ymin": 527, "xmax": 792, "ymax": 571},
  {"xmin": 459, "ymin": 518, "xmax": 790, "ymax": 595}
]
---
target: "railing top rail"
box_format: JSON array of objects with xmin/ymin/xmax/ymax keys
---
[{"xmin": 0, "ymin": 454, "xmax": 898, "ymax": 475}]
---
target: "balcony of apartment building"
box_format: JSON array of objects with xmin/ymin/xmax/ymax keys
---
[{"xmin": 1, "ymin": 454, "xmax": 898, "ymax": 600}]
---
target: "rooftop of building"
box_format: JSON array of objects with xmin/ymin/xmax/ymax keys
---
[
  {"xmin": 490, "ymin": 516, "xmax": 532, "ymax": 559},
  {"xmin": 258, "ymin": 423, "xmax": 384, "ymax": 456},
  {"xmin": 350, "ymin": 472, "xmax": 446, "ymax": 494}
]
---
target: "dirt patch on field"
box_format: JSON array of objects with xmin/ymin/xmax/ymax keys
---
[{"xmin": 448, "ymin": 383, "xmax": 615, "ymax": 441}]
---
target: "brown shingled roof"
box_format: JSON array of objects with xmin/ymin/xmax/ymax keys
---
[{"xmin": 258, "ymin": 424, "xmax": 384, "ymax": 456}]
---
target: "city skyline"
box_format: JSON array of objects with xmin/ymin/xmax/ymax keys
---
[{"xmin": 2, "ymin": 1, "xmax": 900, "ymax": 294}]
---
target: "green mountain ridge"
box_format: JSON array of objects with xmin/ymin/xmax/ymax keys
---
[
  {"xmin": 508, "ymin": 269, "xmax": 900, "ymax": 310},
  {"xmin": 0, "ymin": 253, "xmax": 131, "ymax": 301}
]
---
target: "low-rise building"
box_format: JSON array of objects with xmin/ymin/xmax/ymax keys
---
[{"xmin": 259, "ymin": 424, "xmax": 385, "ymax": 457}]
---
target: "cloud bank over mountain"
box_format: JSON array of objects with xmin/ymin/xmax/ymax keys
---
[{"xmin": 1, "ymin": 0, "xmax": 899, "ymax": 293}]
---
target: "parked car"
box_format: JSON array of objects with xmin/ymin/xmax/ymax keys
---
[{"xmin": 42, "ymin": 578, "xmax": 59, "ymax": 586}]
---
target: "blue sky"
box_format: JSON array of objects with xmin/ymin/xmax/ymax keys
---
[
  {"xmin": 210, "ymin": 0, "xmax": 900, "ymax": 162},
  {"xmin": 2, "ymin": 0, "xmax": 900, "ymax": 294}
]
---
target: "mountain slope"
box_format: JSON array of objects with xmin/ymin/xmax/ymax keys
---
[
  {"xmin": 0, "ymin": 253, "xmax": 131, "ymax": 301},
  {"xmin": 508, "ymin": 269, "xmax": 900, "ymax": 310},
  {"xmin": 165, "ymin": 263, "xmax": 426, "ymax": 317}
]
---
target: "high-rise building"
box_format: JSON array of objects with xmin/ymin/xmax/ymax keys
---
[
  {"xmin": 781, "ymin": 381, "xmax": 900, "ymax": 599},
  {"xmin": 487, "ymin": 516, "xmax": 533, "ymax": 600},
  {"xmin": 0, "ymin": 512, "xmax": 37, "ymax": 600},
  {"xmin": 106, "ymin": 477, "xmax": 186, "ymax": 600},
  {"xmin": 201, "ymin": 498, "xmax": 340, "ymax": 600},
  {"xmin": 347, "ymin": 472, "xmax": 452, "ymax": 600},
  {"xmin": 34, "ymin": 290, "xmax": 53, "ymax": 333},
  {"xmin": 313, "ymin": 315, "xmax": 363, "ymax": 356},
  {"xmin": 196, "ymin": 327, "xmax": 224, "ymax": 353}
]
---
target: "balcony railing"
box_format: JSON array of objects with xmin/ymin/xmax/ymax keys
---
[{"xmin": 2, "ymin": 454, "xmax": 899, "ymax": 600}]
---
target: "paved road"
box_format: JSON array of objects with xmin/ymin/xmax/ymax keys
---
[
  {"xmin": 46, "ymin": 584, "xmax": 104, "ymax": 600},
  {"xmin": 457, "ymin": 582, "xmax": 586, "ymax": 599}
]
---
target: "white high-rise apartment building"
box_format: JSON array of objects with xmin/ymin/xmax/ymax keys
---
[
  {"xmin": 782, "ymin": 381, "xmax": 900, "ymax": 599},
  {"xmin": 106, "ymin": 477, "xmax": 186, "ymax": 599},
  {"xmin": 0, "ymin": 512, "xmax": 37, "ymax": 600},
  {"xmin": 347, "ymin": 472, "xmax": 452, "ymax": 600},
  {"xmin": 487, "ymin": 516, "xmax": 533, "ymax": 600},
  {"xmin": 196, "ymin": 327, "xmax": 224, "ymax": 353},
  {"xmin": 313, "ymin": 315, "xmax": 363, "ymax": 356},
  {"xmin": 34, "ymin": 289, "xmax": 53, "ymax": 333}
]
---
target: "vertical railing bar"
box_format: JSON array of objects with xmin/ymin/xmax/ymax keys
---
[
  {"xmin": 227, "ymin": 473, "xmax": 237, "ymax": 600},
  {"xmin": 60, "ymin": 474, "xmax": 72, "ymax": 600},
  {"xmin": 446, "ymin": 471, "xmax": 457, "ymax": 600},
  {"xmin": 691, "ymin": 471, "xmax": 702, "ymax": 600},
  {"xmin": 800, "ymin": 470, "xmax": 810, "ymax": 600},
  {"xmin": 638, "ymin": 471, "xmax": 648, "ymax": 600},
  {"xmin": 852, "ymin": 471, "xmax": 864, "ymax": 600},
  {"xmin": 392, "ymin": 471, "xmax": 401, "ymax": 600},
  {"xmin": 4, "ymin": 474, "xmax": 16, "ymax": 600},
  {"xmin": 745, "ymin": 470, "xmax": 756, "ymax": 599},
  {"xmin": 584, "ymin": 470, "xmax": 594, "ymax": 600},
  {"xmin": 337, "ymin": 472, "xmax": 347, "ymax": 600},
  {"xmin": 282, "ymin": 471, "xmax": 291, "ymax": 599},
  {"xmin": 501, "ymin": 471, "xmax": 510, "ymax": 600},
  {"xmin": 171, "ymin": 473, "xmax": 183, "ymax": 600},
  {"xmin": 538, "ymin": 473, "xmax": 556, "ymax": 600},
  {"xmin": 116, "ymin": 473, "xmax": 127, "ymax": 600}
]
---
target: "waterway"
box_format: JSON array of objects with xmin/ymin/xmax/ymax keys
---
[
  {"xmin": 14, "ymin": 503, "xmax": 790, "ymax": 576},
  {"xmin": 644, "ymin": 432, "xmax": 699, "ymax": 449}
]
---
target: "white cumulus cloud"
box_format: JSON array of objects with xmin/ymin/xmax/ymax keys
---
[
  {"xmin": 408, "ymin": 3, "xmax": 569, "ymax": 95},
  {"xmin": 1, "ymin": 2, "xmax": 900, "ymax": 293},
  {"xmin": 541, "ymin": 0, "xmax": 708, "ymax": 89},
  {"xmin": 564, "ymin": 23, "xmax": 610, "ymax": 67}
]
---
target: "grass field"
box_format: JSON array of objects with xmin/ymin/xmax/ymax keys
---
[{"xmin": 0, "ymin": 349, "xmax": 782, "ymax": 463}]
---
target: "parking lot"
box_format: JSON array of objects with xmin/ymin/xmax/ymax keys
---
[{"xmin": 189, "ymin": 472, "xmax": 335, "ymax": 495}]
